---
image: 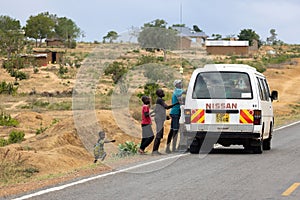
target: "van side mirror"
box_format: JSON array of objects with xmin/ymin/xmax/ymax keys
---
[{"xmin": 270, "ymin": 90, "xmax": 278, "ymax": 101}]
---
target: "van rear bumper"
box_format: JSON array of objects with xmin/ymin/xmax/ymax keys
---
[{"xmin": 184, "ymin": 131, "xmax": 260, "ymax": 139}]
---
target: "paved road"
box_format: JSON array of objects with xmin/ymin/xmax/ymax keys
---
[{"xmin": 11, "ymin": 122, "xmax": 300, "ymax": 200}]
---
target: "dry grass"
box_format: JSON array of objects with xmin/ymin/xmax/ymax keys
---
[{"xmin": 0, "ymin": 43, "xmax": 300, "ymax": 197}]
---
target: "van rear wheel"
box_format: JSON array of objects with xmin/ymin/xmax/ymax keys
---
[
  {"xmin": 190, "ymin": 137, "xmax": 200, "ymax": 154},
  {"xmin": 263, "ymin": 137, "xmax": 271, "ymax": 150},
  {"xmin": 252, "ymin": 139, "xmax": 263, "ymax": 154},
  {"xmin": 263, "ymin": 123, "xmax": 273, "ymax": 150}
]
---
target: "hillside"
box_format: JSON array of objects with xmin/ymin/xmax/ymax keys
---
[{"xmin": 0, "ymin": 43, "xmax": 300, "ymax": 197}]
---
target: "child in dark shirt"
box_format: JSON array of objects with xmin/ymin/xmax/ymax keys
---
[
  {"xmin": 152, "ymin": 89, "xmax": 178, "ymax": 155},
  {"xmin": 138, "ymin": 96, "xmax": 154, "ymax": 154}
]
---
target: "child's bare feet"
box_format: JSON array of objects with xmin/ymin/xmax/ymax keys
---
[{"xmin": 138, "ymin": 148, "xmax": 145, "ymax": 154}]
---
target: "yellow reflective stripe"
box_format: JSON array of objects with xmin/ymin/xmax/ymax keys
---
[
  {"xmin": 240, "ymin": 109, "xmax": 254, "ymax": 124},
  {"xmin": 191, "ymin": 109, "xmax": 205, "ymax": 123},
  {"xmin": 244, "ymin": 110, "xmax": 254, "ymax": 121},
  {"xmin": 199, "ymin": 113, "xmax": 205, "ymax": 123},
  {"xmin": 240, "ymin": 115, "xmax": 248, "ymax": 123},
  {"xmin": 191, "ymin": 109, "xmax": 202, "ymax": 121}
]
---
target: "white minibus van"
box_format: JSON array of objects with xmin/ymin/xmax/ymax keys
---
[{"xmin": 184, "ymin": 64, "xmax": 278, "ymax": 154}]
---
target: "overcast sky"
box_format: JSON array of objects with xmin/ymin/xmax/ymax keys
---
[{"xmin": 1, "ymin": 0, "xmax": 299, "ymax": 44}]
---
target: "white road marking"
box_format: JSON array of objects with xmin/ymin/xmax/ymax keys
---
[
  {"xmin": 13, "ymin": 154, "xmax": 188, "ymax": 200},
  {"xmin": 13, "ymin": 120, "xmax": 300, "ymax": 200},
  {"xmin": 274, "ymin": 120, "xmax": 300, "ymax": 131}
]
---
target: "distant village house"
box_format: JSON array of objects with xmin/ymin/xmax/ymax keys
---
[
  {"xmin": 173, "ymin": 27, "xmax": 208, "ymax": 49},
  {"xmin": 33, "ymin": 49, "xmax": 64, "ymax": 65},
  {"xmin": 205, "ymin": 40, "xmax": 250, "ymax": 55}
]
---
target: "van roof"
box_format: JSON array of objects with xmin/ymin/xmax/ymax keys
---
[
  {"xmin": 203, "ymin": 64, "xmax": 257, "ymax": 72},
  {"xmin": 192, "ymin": 64, "xmax": 264, "ymax": 77}
]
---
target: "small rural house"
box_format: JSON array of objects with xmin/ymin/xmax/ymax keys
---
[
  {"xmin": 33, "ymin": 49, "xmax": 64, "ymax": 65},
  {"xmin": 205, "ymin": 40, "xmax": 249, "ymax": 55},
  {"xmin": 173, "ymin": 26, "xmax": 208, "ymax": 49},
  {"xmin": 20, "ymin": 53, "xmax": 48, "ymax": 66}
]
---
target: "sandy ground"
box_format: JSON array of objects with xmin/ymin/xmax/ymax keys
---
[{"xmin": 0, "ymin": 47, "xmax": 300, "ymax": 198}]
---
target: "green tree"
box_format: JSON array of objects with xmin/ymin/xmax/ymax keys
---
[
  {"xmin": 103, "ymin": 31, "xmax": 119, "ymax": 43},
  {"xmin": 237, "ymin": 29, "xmax": 261, "ymax": 47},
  {"xmin": 266, "ymin": 29, "xmax": 279, "ymax": 45},
  {"xmin": 0, "ymin": 15, "xmax": 25, "ymax": 59},
  {"xmin": 144, "ymin": 19, "xmax": 167, "ymax": 28},
  {"xmin": 211, "ymin": 33, "xmax": 222, "ymax": 40},
  {"xmin": 55, "ymin": 17, "xmax": 81, "ymax": 48},
  {"xmin": 24, "ymin": 12, "xmax": 55, "ymax": 47},
  {"xmin": 138, "ymin": 19, "xmax": 178, "ymax": 61},
  {"xmin": 193, "ymin": 25, "xmax": 203, "ymax": 32}
]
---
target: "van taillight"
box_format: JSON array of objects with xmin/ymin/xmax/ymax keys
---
[
  {"xmin": 253, "ymin": 110, "xmax": 261, "ymax": 125},
  {"xmin": 184, "ymin": 109, "xmax": 191, "ymax": 124}
]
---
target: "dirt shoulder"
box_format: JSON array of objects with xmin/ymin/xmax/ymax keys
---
[{"xmin": 1, "ymin": 49, "xmax": 300, "ymax": 198}]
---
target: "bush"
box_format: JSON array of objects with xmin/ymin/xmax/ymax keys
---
[
  {"xmin": 115, "ymin": 141, "xmax": 138, "ymax": 157},
  {"xmin": 0, "ymin": 81, "xmax": 18, "ymax": 95},
  {"xmin": 104, "ymin": 61, "xmax": 128, "ymax": 84},
  {"xmin": 58, "ymin": 65, "xmax": 68, "ymax": 76},
  {"xmin": 8, "ymin": 131, "xmax": 25, "ymax": 144},
  {"xmin": 0, "ymin": 112, "xmax": 19, "ymax": 127},
  {"xmin": 136, "ymin": 55, "xmax": 162, "ymax": 66},
  {"xmin": 0, "ymin": 138, "xmax": 8, "ymax": 147}
]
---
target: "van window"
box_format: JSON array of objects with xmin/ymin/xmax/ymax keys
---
[
  {"xmin": 257, "ymin": 78, "xmax": 270, "ymax": 101},
  {"xmin": 256, "ymin": 77, "xmax": 264, "ymax": 100},
  {"xmin": 192, "ymin": 72, "xmax": 252, "ymax": 99}
]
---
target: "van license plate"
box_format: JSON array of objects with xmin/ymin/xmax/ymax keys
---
[{"xmin": 216, "ymin": 113, "xmax": 230, "ymax": 123}]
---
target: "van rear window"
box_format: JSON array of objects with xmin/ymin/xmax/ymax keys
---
[{"xmin": 192, "ymin": 72, "xmax": 253, "ymax": 99}]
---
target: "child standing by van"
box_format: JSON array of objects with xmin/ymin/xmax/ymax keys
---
[
  {"xmin": 152, "ymin": 89, "xmax": 178, "ymax": 155},
  {"xmin": 138, "ymin": 96, "xmax": 154, "ymax": 154},
  {"xmin": 166, "ymin": 80, "xmax": 185, "ymax": 153}
]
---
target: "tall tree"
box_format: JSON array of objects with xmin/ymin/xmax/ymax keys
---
[
  {"xmin": 138, "ymin": 19, "xmax": 178, "ymax": 61},
  {"xmin": 55, "ymin": 17, "xmax": 81, "ymax": 47},
  {"xmin": 0, "ymin": 15, "xmax": 25, "ymax": 59},
  {"xmin": 24, "ymin": 12, "xmax": 55, "ymax": 47},
  {"xmin": 266, "ymin": 29, "xmax": 278, "ymax": 45},
  {"xmin": 103, "ymin": 31, "xmax": 119, "ymax": 43},
  {"xmin": 144, "ymin": 19, "xmax": 167, "ymax": 28},
  {"xmin": 237, "ymin": 29, "xmax": 261, "ymax": 47}
]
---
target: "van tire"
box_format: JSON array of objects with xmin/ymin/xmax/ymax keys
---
[
  {"xmin": 252, "ymin": 139, "xmax": 263, "ymax": 154},
  {"xmin": 263, "ymin": 138, "xmax": 271, "ymax": 150},
  {"xmin": 190, "ymin": 137, "xmax": 200, "ymax": 154},
  {"xmin": 263, "ymin": 123, "xmax": 273, "ymax": 150}
]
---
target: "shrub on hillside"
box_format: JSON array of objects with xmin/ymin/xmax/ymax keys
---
[
  {"xmin": 8, "ymin": 131, "xmax": 25, "ymax": 144},
  {"xmin": 0, "ymin": 81, "xmax": 18, "ymax": 95},
  {"xmin": 0, "ymin": 112, "xmax": 19, "ymax": 127}
]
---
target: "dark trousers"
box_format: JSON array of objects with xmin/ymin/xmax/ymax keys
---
[
  {"xmin": 167, "ymin": 114, "xmax": 180, "ymax": 145},
  {"xmin": 140, "ymin": 124, "xmax": 154, "ymax": 151},
  {"xmin": 153, "ymin": 118, "xmax": 164, "ymax": 152}
]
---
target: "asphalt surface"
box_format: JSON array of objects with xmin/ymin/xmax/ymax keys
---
[{"xmin": 10, "ymin": 122, "xmax": 300, "ymax": 200}]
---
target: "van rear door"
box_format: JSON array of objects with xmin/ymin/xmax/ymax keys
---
[{"xmin": 187, "ymin": 71, "xmax": 255, "ymax": 133}]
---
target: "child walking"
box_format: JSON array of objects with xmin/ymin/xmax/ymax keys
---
[
  {"xmin": 138, "ymin": 96, "xmax": 154, "ymax": 154},
  {"xmin": 93, "ymin": 131, "xmax": 115, "ymax": 163}
]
